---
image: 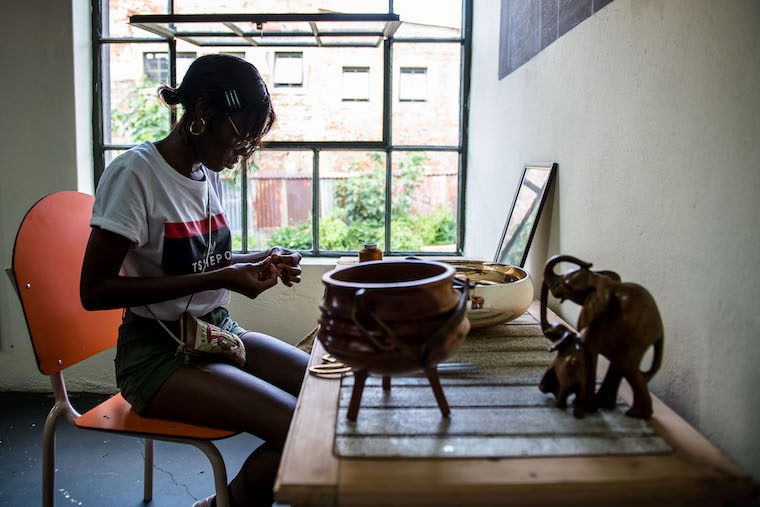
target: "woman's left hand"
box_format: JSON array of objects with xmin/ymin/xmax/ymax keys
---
[{"xmin": 270, "ymin": 250, "xmax": 302, "ymax": 287}]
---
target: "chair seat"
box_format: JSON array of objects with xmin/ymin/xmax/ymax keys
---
[{"xmin": 76, "ymin": 393, "xmax": 238, "ymax": 441}]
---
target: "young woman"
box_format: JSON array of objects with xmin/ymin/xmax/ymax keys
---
[{"xmin": 80, "ymin": 54, "xmax": 309, "ymax": 507}]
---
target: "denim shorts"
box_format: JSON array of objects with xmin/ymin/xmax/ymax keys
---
[{"xmin": 115, "ymin": 307, "xmax": 247, "ymax": 414}]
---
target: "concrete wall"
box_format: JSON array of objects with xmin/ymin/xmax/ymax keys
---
[{"xmin": 466, "ymin": 0, "xmax": 760, "ymax": 478}]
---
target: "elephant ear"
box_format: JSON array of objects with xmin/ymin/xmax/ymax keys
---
[{"xmin": 578, "ymin": 280, "xmax": 612, "ymax": 331}]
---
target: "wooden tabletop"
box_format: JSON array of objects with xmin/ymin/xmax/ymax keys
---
[{"xmin": 275, "ymin": 301, "xmax": 758, "ymax": 506}]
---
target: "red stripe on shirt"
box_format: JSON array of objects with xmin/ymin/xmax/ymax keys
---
[{"xmin": 164, "ymin": 213, "xmax": 229, "ymax": 239}]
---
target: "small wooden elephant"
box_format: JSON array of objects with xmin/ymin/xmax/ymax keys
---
[
  {"xmin": 539, "ymin": 333, "xmax": 588, "ymax": 418},
  {"xmin": 539, "ymin": 255, "xmax": 664, "ymax": 418}
]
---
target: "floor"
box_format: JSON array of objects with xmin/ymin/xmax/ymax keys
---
[{"xmin": 0, "ymin": 391, "xmax": 287, "ymax": 507}]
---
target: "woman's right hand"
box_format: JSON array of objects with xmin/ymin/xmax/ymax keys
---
[{"xmin": 222, "ymin": 256, "xmax": 279, "ymax": 299}]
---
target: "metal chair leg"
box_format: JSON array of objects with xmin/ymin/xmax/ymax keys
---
[
  {"xmin": 144, "ymin": 439, "xmax": 154, "ymax": 501},
  {"xmin": 42, "ymin": 405, "xmax": 64, "ymax": 507},
  {"xmin": 191, "ymin": 441, "xmax": 230, "ymax": 507},
  {"xmin": 44, "ymin": 373, "xmax": 80, "ymax": 507}
]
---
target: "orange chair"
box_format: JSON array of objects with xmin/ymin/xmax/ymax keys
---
[{"xmin": 9, "ymin": 191, "xmax": 238, "ymax": 507}]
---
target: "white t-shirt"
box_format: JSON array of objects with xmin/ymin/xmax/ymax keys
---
[{"xmin": 91, "ymin": 141, "xmax": 232, "ymax": 320}]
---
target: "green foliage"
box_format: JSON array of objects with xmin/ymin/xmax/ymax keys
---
[
  {"xmin": 232, "ymin": 233, "xmax": 260, "ymax": 252},
  {"xmin": 266, "ymin": 152, "xmax": 456, "ymax": 252},
  {"xmin": 266, "ymin": 219, "xmax": 312, "ymax": 250},
  {"xmin": 111, "ymin": 76, "xmax": 170, "ymax": 144}
]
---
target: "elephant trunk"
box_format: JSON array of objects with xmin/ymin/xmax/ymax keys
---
[{"xmin": 542, "ymin": 255, "xmax": 593, "ymax": 298}]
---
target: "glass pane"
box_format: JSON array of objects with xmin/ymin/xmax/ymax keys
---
[
  {"xmin": 267, "ymin": 46, "xmax": 383, "ymax": 141},
  {"xmin": 319, "ymin": 151, "xmax": 386, "ymax": 251},
  {"xmin": 103, "ymin": 43, "xmax": 172, "ymax": 146},
  {"xmin": 314, "ymin": 21, "xmax": 387, "ymax": 34},
  {"xmin": 392, "ymin": 43, "xmax": 460, "ymax": 146},
  {"xmin": 105, "ymin": 0, "xmax": 167, "ymax": 39},
  {"xmin": 390, "ymin": 151, "xmax": 458, "ymax": 253},
  {"xmin": 393, "ymin": 0, "xmax": 462, "ymax": 38},
  {"xmin": 104, "ymin": 149, "xmax": 128, "ymax": 169},
  {"xmin": 166, "ymin": 45, "xmax": 382, "ymax": 141},
  {"xmin": 217, "ymin": 160, "xmax": 246, "ymax": 251},
  {"xmin": 175, "ymin": 1, "xmax": 388, "ymax": 14},
  {"xmin": 246, "ymin": 150, "xmax": 314, "ymax": 252}
]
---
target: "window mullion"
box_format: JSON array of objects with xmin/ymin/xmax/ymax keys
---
[
  {"xmin": 312, "ymin": 149, "xmax": 320, "ymax": 255},
  {"xmin": 383, "ymin": 37, "xmax": 392, "ymax": 254},
  {"xmin": 241, "ymin": 160, "xmax": 248, "ymax": 252}
]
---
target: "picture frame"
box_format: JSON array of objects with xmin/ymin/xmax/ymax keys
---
[{"xmin": 494, "ymin": 162, "xmax": 557, "ymax": 267}]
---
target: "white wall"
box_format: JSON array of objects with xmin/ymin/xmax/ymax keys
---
[
  {"xmin": 1, "ymin": 1, "xmax": 82, "ymax": 391},
  {"xmin": 466, "ymin": 0, "xmax": 760, "ymax": 478}
]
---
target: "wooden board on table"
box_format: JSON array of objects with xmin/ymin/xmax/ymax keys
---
[{"xmin": 333, "ymin": 306, "xmax": 672, "ymax": 459}]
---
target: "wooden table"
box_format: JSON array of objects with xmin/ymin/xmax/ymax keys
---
[{"xmin": 275, "ymin": 301, "xmax": 758, "ymax": 506}]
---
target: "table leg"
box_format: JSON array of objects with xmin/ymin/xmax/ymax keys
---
[
  {"xmin": 382, "ymin": 376, "xmax": 391, "ymax": 391},
  {"xmin": 425, "ymin": 367, "xmax": 450, "ymax": 417},
  {"xmin": 347, "ymin": 369, "xmax": 368, "ymax": 421}
]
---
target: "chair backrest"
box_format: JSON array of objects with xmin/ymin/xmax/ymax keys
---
[{"xmin": 12, "ymin": 191, "xmax": 123, "ymax": 375}]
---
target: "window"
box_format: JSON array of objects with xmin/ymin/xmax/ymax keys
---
[
  {"xmin": 142, "ymin": 52, "xmax": 196, "ymax": 84},
  {"xmin": 342, "ymin": 67, "xmax": 370, "ymax": 102},
  {"xmin": 273, "ymin": 52, "xmax": 303, "ymax": 87},
  {"xmin": 399, "ymin": 67, "xmax": 427, "ymax": 102},
  {"xmin": 93, "ymin": 1, "xmax": 471, "ymax": 256}
]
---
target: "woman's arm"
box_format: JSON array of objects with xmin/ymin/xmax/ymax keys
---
[{"xmin": 80, "ymin": 227, "xmax": 278, "ymax": 311}]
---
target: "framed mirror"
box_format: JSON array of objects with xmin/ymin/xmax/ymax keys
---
[{"xmin": 494, "ymin": 162, "xmax": 557, "ymax": 266}]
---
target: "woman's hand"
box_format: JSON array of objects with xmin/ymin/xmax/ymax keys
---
[
  {"xmin": 222, "ymin": 256, "xmax": 279, "ymax": 299},
  {"xmin": 269, "ymin": 249, "xmax": 302, "ymax": 287}
]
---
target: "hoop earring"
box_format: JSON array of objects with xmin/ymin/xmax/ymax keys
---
[{"xmin": 189, "ymin": 118, "xmax": 206, "ymax": 136}]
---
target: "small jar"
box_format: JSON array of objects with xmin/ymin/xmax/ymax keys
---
[{"xmin": 358, "ymin": 242, "xmax": 383, "ymax": 262}]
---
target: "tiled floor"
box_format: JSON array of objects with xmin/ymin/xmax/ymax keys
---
[{"xmin": 0, "ymin": 392, "xmax": 286, "ymax": 507}]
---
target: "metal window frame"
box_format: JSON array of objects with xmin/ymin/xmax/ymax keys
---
[{"xmin": 92, "ymin": 0, "xmax": 471, "ymax": 257}]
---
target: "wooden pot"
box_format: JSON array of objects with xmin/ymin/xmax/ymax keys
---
[{"xmin": 318, "ymin": 260, "xmax": 471, "ymax": 376}]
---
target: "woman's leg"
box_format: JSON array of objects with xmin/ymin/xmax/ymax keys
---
[
  {"xmin": 144, "ymin": 333, "xmax": 309, "ymax": 505},
  {"xmin": 239, "ymin": 331, "xmax": 310, "ymax": 398}
]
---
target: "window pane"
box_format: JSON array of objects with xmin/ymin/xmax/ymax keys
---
[
  {"xmin": 391, "ymin": 151, "xmax": 458, "ymax": 253},
  {"xmin": 174, "ymin": 0, "xmax": 388, "ymax": 14},
  {"xmin": 392, "ymin": 43, "xmax": 460, "ymax": 146},
  {"xmin": 218, "ymin": 160, "xmax": 246, "ymax": 251},
  {"xmin": 319, "ymin": 151, "xmax": 386, "ymax": 251},
  {"xmin": 104, "ymin": 149, "xmax": 128, "ymax": 168},
  {"xmin": 105, "ymin": 0, "xmax": 167, "ymax": 39},
  {"xmin": 267, "ymin": 47, "xmax": 383, "ymax": 142},
  {"xmin": 393, "ymin": 0, "xmax": 462, "ymax": 38},
  {"xmin": 167, "ymin": 45, "xmax": 383, "ymax": 142},
  {"xmin": 246, "ymin": 150, "xmax": 314, "ymax": 252},
  {"xmin": 103, "ymin": 43, "xmax": 171, "ymax": 146}
]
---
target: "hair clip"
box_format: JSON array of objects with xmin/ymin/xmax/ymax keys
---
[{"xmin": 224, "ymin": 90, "xmax": 242, "ymax": 111}]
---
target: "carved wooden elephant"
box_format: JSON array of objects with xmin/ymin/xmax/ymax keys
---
[
  {"xmin": 540, "ymin": 255, "xmax": 664, "ymax": 418},
  {"xmin": 539, "ymin": 334, "xmax": 588, "ymax": 418}
]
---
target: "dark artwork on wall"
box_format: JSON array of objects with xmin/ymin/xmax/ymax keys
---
[{"xmin": 499, "ymin": 0, "xmax": 616, "ymax": 79}]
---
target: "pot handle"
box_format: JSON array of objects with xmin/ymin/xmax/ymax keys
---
[
  {"xmin": 351, "ymin": 288, "xmax": 397, "ymax": 351},
  {"xmin": 421, "ymin": 282, "xmax": 470, "ymax": 356}
]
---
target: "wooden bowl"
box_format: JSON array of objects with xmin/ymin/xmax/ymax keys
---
[{"xmin": 318, "ymin": 260, "xmax": 470, "ymax": 375}]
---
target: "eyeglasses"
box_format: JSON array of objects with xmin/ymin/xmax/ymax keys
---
[{"xmin": 226, "ymin": 113, "xmax": 257, "ymax": 154}]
